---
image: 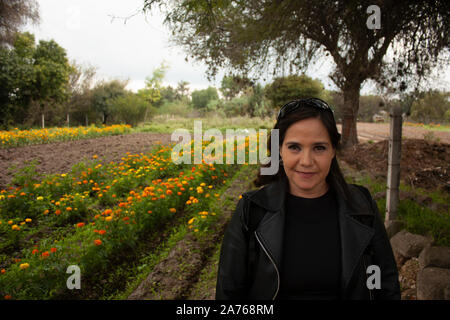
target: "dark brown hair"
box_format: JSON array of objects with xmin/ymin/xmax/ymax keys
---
[{"xmin": 253, "ymin": 102, "xmax": 352, "ymax": 204}]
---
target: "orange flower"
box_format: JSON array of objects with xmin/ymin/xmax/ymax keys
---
[
  {"xmin": 166, "ymin": 189, "xmax": 173, "ymax": 195},
  {"xmin": 41, "ymin": 251, "xmax": 50, "ymax": 258},
  {"xmin": 169, "ymin": 208, "xmax": 176, "ymax": 213},
  {"xmin": 32, "ymin": 249, "xmax": 39, "ymax": 255},
  {"xmin": 4, "ymin": 295, "xmax": 11, "ymax": 300},
  {"xmin": 55, "ymin": 209, "xmax": 61, "ymax": 215},
  {"xmin": 76, "ymin": 222, "xmax": 85, "ymax": 228},
  {"xmin": 147, "ymin": 210, "xmax": 152, "ymax": 214},
  {"xmin": 66, "ymin": 207, "xmax": 72, "ymax": 211},
  {"xmin": 123, "ymin": 217, "xmax": 130, "ymax": 221},
  {"xmin": 1, "ymin": 269, "xmax": 5, "ymax": 274},
  {"xmin": 51, "ymin": 247, "xmax": 57, "ymax": 253},
  {"xmin": 98, "ymin": 230, "xmax": 106, "ymax": 235},
  {"xmin": 94, "ymin": 239, "xmax": 102, "ymax": 246}
]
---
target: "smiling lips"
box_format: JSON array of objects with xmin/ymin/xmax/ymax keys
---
[{"xmin": 295, "ymin": 171, "xmax": 316, "ymax": 179}]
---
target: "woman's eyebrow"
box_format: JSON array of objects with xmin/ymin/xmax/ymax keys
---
[{"xmin": 285, "ymin": 141, "xmax": 330, "ymax": 146}]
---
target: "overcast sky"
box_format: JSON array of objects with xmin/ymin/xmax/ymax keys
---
[{"xmin": 25, "ymin": 0, "xmax": 449, "ymax": 95}]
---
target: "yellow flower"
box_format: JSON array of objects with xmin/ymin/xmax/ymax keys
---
[
  {"xmin": 12, "ymin": 225, "xmax": 20, "ymax": 230},
  {"xmin": 36, "ymin": 196, "xmax": 44, "ymax": 201},
  {"xmin": 19, "ymin": 263, "xmax": 30, "ymax": 270},
  {"xmin": 169, "ymin": 208, "xmax": 176, "ymax": 213},
  {"xmin": 105, "ymin": 216, "xmax": 113, "ymax": 222},
  {"xmin": 188, "ymin": 218, "xmax": 195, "ymax": 224},
  {"xmin": 61, "ymin": 174, "xmax": 67, "ymax": 177},
  {"xmin": 25, "ymin": 218, "xmax": 32, "ymax": 223}
]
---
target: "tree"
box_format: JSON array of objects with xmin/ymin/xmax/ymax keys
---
[
  {"xmin": 410, "ymin": 90, "xmax": 450, "ymax": 124},
  {"xmin": 0, "ymin": 32, "xmax": 72, "ymax": 128},
  {"xmin": 0, "ymin": 32, "xmax": 36, "ymax": 128},
  {"xmin": 91, "ymin": 79, "xmax": 128, "ymax": 125},
  {"xmin": 220, "ymin": 74, "xmax": 254, "ymax": 100},
  {"xmin": 191, "ymin": 87, "xmax": 219, "ymax": 110},
  {"xmin": 175, "ymin": 80, "xmax": 190, "ymax": 100},
  {"xmin": 110, "ymin": 92, "xmax": 154, "ymax": 126},
  {"xmin": 139, "ymin": 61, "xmax": 169, "ymax": 105},
  {"xmin": 265, "ymin": 74, "xmax": 325, "ymax": 108},
  {"xmin": 66, "ymin": 61, "xmax": 97, "ymax": 126},
  {"xmin": 143, "ymin": 0, "xmax": 449, "ymax": 147},
  {"xmin": 0, "ymin": 0, "xmax": 39, "ymax": 47},
  {"xmin": 32, "ymin": 38, "xmax": 73, "ymax": 127}
]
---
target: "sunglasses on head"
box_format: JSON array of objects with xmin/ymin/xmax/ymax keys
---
[{"xmin": 277, "ymin": 98, "xmax": 334, "ymax": 121}]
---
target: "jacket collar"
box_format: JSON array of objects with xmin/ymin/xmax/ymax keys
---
[{"xmin": 247, "ymin": 176, "xmax": 375, "ymax": 298}]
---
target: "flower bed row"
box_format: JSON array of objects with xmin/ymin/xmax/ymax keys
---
[{"xmin": 0, "ymin": 124, "xmax": 132, "ymax": 148}]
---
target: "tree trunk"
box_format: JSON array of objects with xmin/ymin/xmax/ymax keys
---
[
  {"xmin": 67, "ymin": 113, "xmax": 70, "ymax": 127},
  {"xmin": 85, "ymin": 114, "xmax": 88, "ymax": 126},
  {"xmin": 41, "ymin": 113, "xmax": 45, "ymax": 129},
  {"xmin": 341, "ymin": 85, "xmax": 360, "ymax": 148}
]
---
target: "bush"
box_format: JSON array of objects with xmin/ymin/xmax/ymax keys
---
[{"xmin": 110, "ymin": 93, "xmax": 155, "ymax": 126}]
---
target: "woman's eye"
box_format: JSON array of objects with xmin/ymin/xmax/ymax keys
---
[
  {"xmin": 288, "ymin": 145, "xmax": 300, "ymax": 151},
  {"xmin": 315, "ymin": 146, "xmax": 326, "ymax": 151}
]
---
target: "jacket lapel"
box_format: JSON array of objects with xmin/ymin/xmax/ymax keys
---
[{"xmin": 336, "ymin": 192, "xmax": 375, "ymax": 297}]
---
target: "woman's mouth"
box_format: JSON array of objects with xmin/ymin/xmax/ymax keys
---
[{"xmin": 295, "ymin": 171, "xmax": 316, "ymax": 179}]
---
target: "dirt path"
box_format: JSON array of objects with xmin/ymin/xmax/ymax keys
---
[
  {"xmin": 0, "ymin": 133, "xmax": 173, "ymax": 189},
  {"xmin": 337, "ymin": 123, "xmax": 450, "ymax": 143}
]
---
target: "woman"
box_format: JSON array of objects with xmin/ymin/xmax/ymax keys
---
[{"xmin": 216, "ymin": 98, "xmax": 400, "ymax": 300}]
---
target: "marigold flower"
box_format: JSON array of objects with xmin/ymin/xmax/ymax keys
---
[
  {"xmin": 147, "ymin": 210, "xmax": 152, "ymax": 214},
  {"xmin": 105, "ymin": 216, "xmax": 113, "ymax": 222},
  {"xmin": 36, "ymin": 196, "xmax": 44, "ymax": 201},
  {"xmin": 98, "ymin": 230, "xmax": 106, "ymax": 235},
  {"xmin": 94, "ymin": 239, "xmax": 102, "ymax": 246},
  {"xmin": 76, "ymin": 222, "xmax": 85, "ymax": 228},
  {"xmin": 25, "ymin": 218, "xmax": 32, "ymax": 223},
  {"xmin": 169, "ymin": 208, "xmax": 176, "ymax": 213},
  {"xmin": 188, "ymin": 218, "xmax": 195, "ymax": 224},
  {"xmin": 4, "ymin": 295, "xmax": 11, "ymax": 300},
  {"xmin": 41, "ymin": 251, "xmax": 49, "ymax": 258},
  {"xmin": 55, "ymin": 209, "xmax": 61, "ymax": 215},
  {"xmin": 1, "ymin": 269, "xmax": 6, "ymax": 274},
  {"xmin": 32, "ymin": 249, "xmax": 39, "ymax": 255},
  {"xmin": 11, "ymin": 225, "xmax": 20, "ymax": 231},
  {"xmin": 51, "ymin": 247, "xmax": 57, "ymax": 253},
  {"xmin": 66, "ymin": 207, "xmax": 72, "ymax": 211},
  {"xmin": 19, "ymin": 263, "xmax": 30, "ymax": 270}
]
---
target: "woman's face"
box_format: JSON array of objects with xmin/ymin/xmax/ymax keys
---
[{"xmin": 279, "ymin": 117, "xmax": 336, "ymax": 198}]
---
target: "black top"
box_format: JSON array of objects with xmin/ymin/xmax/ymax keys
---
[{"xmin": 278, "ymin": 188, "xmax": 341, "ymax": 300}]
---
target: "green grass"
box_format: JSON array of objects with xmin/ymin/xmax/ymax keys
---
[
  {"xmin": 132, "ymin": 115, "xmax": 275, "ymax": 134},
  {"xmin": 345, "ymin": 171, "xmax": 449, "ymax": 246}
]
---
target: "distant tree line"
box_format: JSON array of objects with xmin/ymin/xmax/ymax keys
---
[{"xmin": 1, "ymin": 32, "xmax": 447, "ymax": 130}]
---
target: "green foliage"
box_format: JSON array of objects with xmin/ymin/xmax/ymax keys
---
[
  {"xmin": 265, "ymin": 74, "xmax": 325, "ymax": 108},
  {"xmin": 191, "ymin": 87, "xmax": 219, "ymax": 110},
  {"xmin": 91, "ymin": 80, "xmax": 128, "ymax": 125},
  {"xmin": 410, "ymin": 90, "xmax": 450, "ymax": 124},
  {"xmin": 0, "ymin": 32, "xmax": 72, "ymax": 129},
  {"xmin": 139, "ymin": 62, "xmax": 169, "ymax": 106},
  {"xmin": 110, "ymin": 93, "xmax": 154, "ymax": 126},
  {"xmin": 220, "ymin": 75, "xmax": 253, "ymax": 100}
]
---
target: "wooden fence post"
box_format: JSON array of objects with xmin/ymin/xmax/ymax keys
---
[{"xmin": 385, "ymin": 105, "xmax": 402, "ymax": 224}]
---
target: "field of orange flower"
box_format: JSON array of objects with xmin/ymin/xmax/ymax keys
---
[
  {"xmin": 0, "ymin": 124, "xmax": 132, "ymax": 148},
  {"xmin": 0, "ymin": 135, "xmax": 261, "ymax": 299}
]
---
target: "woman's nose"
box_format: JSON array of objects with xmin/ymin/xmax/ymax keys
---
[{"xmin": 299, "ymin": 149, "xmax": 313, "ymax": 166}]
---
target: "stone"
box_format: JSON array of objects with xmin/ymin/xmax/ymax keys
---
[
  {"xmin": 416, "ymin": 267, "xmax": 450, "ymax": 300},
  {"xmin": 384, "ymin": 220, "xmax": 405, "ymax": 239},
  {"xmin": 419, "ymin": 246, "xmax": 450, "ymax": 270},
  {"xmin": 390, "ymin": 230, "xmax": 433, "ymax": 259}
]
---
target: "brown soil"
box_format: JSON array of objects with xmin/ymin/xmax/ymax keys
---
[
  {"xmin": 339, "ymin": 139, "xmax": 450, "ymax": 192},
  {"xmin": 0, "ymin": 133, "xmax": 173, "ymax": 190}
]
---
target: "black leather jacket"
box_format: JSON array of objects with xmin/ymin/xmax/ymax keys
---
[{"xmin": 216, "ymin": 178, "xmax": 401, "ymax": 300}]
